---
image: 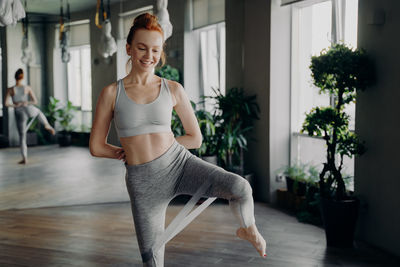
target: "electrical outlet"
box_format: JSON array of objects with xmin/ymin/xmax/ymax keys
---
[{"xmin": 276, "ymin": 174, "xmax": 284, "ymax": 182}]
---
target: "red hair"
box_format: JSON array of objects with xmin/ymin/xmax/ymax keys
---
[{"xmin": 126, "ymin": 13, "xmax": 166, "ymax": 66}]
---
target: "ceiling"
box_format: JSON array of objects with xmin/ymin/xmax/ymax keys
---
[{"xmin": 24, "ymin": 0, "xmax": 123, "ymax": 16}]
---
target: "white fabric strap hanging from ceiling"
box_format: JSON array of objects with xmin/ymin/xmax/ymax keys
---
[{"xmin": 156, "ymin": 0, "xmax": 173, "ymax": 40}]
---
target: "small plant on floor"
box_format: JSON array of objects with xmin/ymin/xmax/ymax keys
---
[
  {"xmin": 282, "ymin": 163, "xmax": 308, "ymax": 196},
  {"xmin": 45, "ymin": 96, "xmax": 60, "ymax": 129},
  {"xmin": 57, "ymin": 100, "xmax": 78, "ymax": 133}
]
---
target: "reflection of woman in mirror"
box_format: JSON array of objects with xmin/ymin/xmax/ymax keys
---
[
  {"xmin": 90, "ymin": 13, "xmax": 266, "ymax": 266},
  {"xmin": 4, "ymin": 69, "xmax": 55, "ymax": 164}
]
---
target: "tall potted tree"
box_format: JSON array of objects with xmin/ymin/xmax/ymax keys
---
[{"xmin": 301, "ymin": 44, "xmax": 374, "ymax": 247}]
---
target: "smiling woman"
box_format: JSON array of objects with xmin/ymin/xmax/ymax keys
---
[{"xmin": 89, "ymin": 12, "xmax": 267, "ymax": 267}]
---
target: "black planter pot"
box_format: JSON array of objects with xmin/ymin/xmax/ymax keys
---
[
  {"xmin": 285, "ymin": 176, "xmax": 306, "ymax": 196},
  {"xmin": 285, "ymin": 176, "xmax": 294, "ymax": 193},
  {"xmin": 296, "ymin": 181, "xmax": 307, "ymax": 196},
  {"xmin": 320, "ymin": 197, "xmax": 360, "ymax": 247},
  {"xmin": 58, "ymin": 132, "xmax": 72, "ymax": 147}
]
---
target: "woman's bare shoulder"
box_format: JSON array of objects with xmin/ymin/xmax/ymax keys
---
[
  {"xmin": 101, "ymin": 81, "xmax": 118, "ymax": 98},
  {"xmin": 164, "ymin": 79, "xmax": 184, "ymax": 95}
]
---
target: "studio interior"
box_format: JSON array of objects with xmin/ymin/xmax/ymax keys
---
[{"xmin": 0, "ymin": 0, "xmax": 399, "ymax": 266}]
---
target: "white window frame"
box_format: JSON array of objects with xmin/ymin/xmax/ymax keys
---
[
  {"xmin": 197, "ymin": 22, "xmax": 225, "ymax": 111},
  {"xmin": 66, "ymin": 44, "xmax": 92, "ymax": 112}
]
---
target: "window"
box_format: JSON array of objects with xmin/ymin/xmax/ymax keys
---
[
  {"xmin": 290, "ymin": 0, "xmax": 358, "ymax": 187},
  {"xmin": 67, "ymin": 45, "xmax": 92, "ymax": 111},
  {"xmin": 54, "ymin": 20, "xmax": 92, "ymax": 132},
  {"xmin": 199, "ymin": 22, "xmax": 225, "ymax": 111}
]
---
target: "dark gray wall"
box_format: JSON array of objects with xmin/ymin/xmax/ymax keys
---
[
  {"xmin": 226, "ymin": 0, "xmax": 271, "ymax": 202},
  {"xmin": 243, "ymin": 0, "xmax": 271, "ymax": 202},
  {"xmin": 225, "ymin": 0, "xmax": 244, "ymax": 89},
  {"xmin": 165, "ymin": 0, "xmax": 185, "ymax": 80},
  {"xmin": 356, "ymin": 0, "xmax": 400, "ymax": 257}
]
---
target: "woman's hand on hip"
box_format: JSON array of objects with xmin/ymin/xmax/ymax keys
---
[{"xmin": 115, "ymin": 147, "xmax": 126, "ymax": 162}]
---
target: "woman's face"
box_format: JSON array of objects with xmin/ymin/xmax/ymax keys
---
[{"xmin": 126, "ymin": 29, "xmax": 163, "ymax": 72}]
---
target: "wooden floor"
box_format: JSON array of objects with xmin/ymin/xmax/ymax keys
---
[
  {"xmin": 0, "ymin": 145, "xmax": 128, "ymax": 210},
  {"xmin": 0, "ymin": 145, "xmax": 399, "ymax": 266},
  {"xmin": 1, "ymin": 202, "xmax": 399, "ymax": 267}
]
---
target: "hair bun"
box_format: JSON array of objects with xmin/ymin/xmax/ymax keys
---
[{"xmin": 133, "ymin": 13, "xmax": 159, "ymax": 28}]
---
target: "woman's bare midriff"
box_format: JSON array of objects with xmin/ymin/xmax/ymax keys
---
[{"xmin": 120, "ymin": 132, "xmax": 176, "ymax": 165}]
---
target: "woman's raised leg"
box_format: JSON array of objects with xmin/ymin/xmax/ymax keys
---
[{"xmin": 175, "ymin": 155, "xmax": 267, "ymax": 257}]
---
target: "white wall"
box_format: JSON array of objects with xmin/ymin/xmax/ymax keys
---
[{"xmin": 269, "ymin": 0, "xmax": 291, "ymax": 202}]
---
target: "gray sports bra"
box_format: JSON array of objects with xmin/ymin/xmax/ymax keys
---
[
  {"xmin": 12, "ymin": 86, "xmax": 28, "ymax": 103},
  {"xmin": 114, "ymin": 78, "xmax": 173, "ymax": 138}
]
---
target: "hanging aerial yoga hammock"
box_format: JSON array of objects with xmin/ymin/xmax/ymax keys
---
[
  {"xmin": 156, "ymin": 0, "xmax": 173, "ymax": 41},
  {"xmin": 0, "ymin": 0, "xmax": 25, "ymax": 27},
  {"xmin": 96, "ymin": 0, "xmax": 116, "ymax": 58}
]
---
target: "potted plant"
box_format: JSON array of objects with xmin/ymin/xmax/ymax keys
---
[
  {"xmin": 44, "ymin": 96, "xmax": 60, "ymax": 143},
  {"xmin": 301, "ymin": 44, "xmax": 374, "ymax": 247},
  {"xmin": 282, "ymin": 163, "xmax": 308, "ymax": 196},
  {"xmin": 155, "ymin": 64, "xmax": 180, "ymax": 83},
  {"xmin": 207, "ymin": 87, "xmax": 260, "ymax": 181},
  {"xmin": 57, "ymin": 100, "xmax": 77, "ymax": 147},
  {"xmin": 26, "ymin": 120, "xmax": 39, "ymax": 146},
  {"xmin": 27, "ymin": 118, "xmax": 47, "ymax": 145},
  {"xmin": 194, "ymin": 104, "xmax": 218, "ymax": 165},
  {"xmin": 296, "ymin": 165, "xmax": 323, "ymax": 226}
]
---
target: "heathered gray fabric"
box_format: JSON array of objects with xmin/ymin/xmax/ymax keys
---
[
  {"xmin": 114, "ymin": 78, "xmax": 173, "ymax": 138},
  {"xmin": 14, "ymin": 105, "xmax": 50, "ymax": 159},
  {"xmin": 11, "ymin": 86, "xmax": 28, "ymax": 103},
  {"xmin": 125, "ymin": 140, "xmax": 255, "ymax": 266}
]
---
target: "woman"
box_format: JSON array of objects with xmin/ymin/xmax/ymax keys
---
[
  {"xmin": 4, "ymin": 69, "xmax": 55, "ymax": 164},
  {"xmin": 89, "ymin": 13, "xmax": 266, "ymax": 266}
]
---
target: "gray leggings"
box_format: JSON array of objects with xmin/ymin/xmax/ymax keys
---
[
  {"xmin": 14, "ymin": 105, "xmax": 50, "ymax": 159},
  {"xmin": 125, "ymin": 140, "xmax": 255, "ymax": 267}
]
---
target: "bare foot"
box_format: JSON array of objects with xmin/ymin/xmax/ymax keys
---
[
  {"xmin": 236, "ymin": 224, "xmax": 267, "ymax": 258},
  {"xmin": 18, "ymin": 159, "xmax": 27, "ymax": 164},
  {"xmin": 45, "ymin": 125, "xmax": 56, "ymax": 135}
]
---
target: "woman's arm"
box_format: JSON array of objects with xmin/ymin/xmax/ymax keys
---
[
  {"xmin": 169, "ymin": 81, "xmax": 202, "ymax": 149},
  {"xmin": 4, "ymin": 88, "xmax": 19, "ymax": 108},
  {"xmin": 26, "ymin": 86, "xmax": 38, "ymax": 105},
  {"xmin": 89, "ymin": 83, "xmax": 125, "ymax": 161}
]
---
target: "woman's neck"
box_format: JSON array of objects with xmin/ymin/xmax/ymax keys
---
[
  {"xmin": 16, "ymin": 80, "xmax": 23, "ymax": 86},
  {"xmin": 126, "ymin": 70, "xmax": 155, "ymax": 85}
]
